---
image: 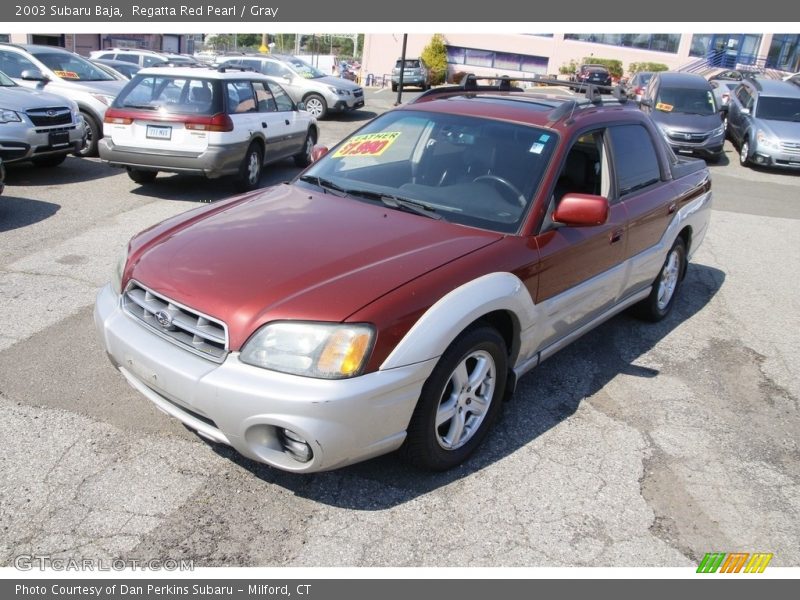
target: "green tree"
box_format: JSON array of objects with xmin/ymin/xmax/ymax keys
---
[
  {"xmin": 628, "ymin": 62, "xmax": 669, "ymax": 75},
  {"xmin": 421, "ymin": 33, "xmax": 448, "ymax": 86}
]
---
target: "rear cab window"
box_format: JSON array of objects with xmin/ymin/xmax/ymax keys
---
[
  {"xmin": 608, "ymin": 124, "xmax": 662, "ymax": 196},
  {"xmin": 115, "ymin": 76, "xmax": 222, "ymax": 115}
]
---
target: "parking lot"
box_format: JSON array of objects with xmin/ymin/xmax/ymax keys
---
[{"xmin": 1, "ymin": 87, "xmax": 799, "ymax": 568}]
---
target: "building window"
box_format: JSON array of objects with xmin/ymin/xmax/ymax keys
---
[
  {"xmin": 0, "ymin": 35, "xmax": 9, "ymax": 43},
  {"xmin": 446, "ymin": 45, "xmax": 548, "ymax": 75},
  {"xmin": 767, "ymin": 34, "xmax": 800, "ymax": 71},
  {"xmin": 564, "ymin": 33, "xmax": 680, "ymax": 54}
]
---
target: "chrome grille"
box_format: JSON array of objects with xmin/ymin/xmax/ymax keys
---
[
  {"xmin": 26, "ymin": 107, "xmax": 72, "ymax": 127},
  {"xmin": 668, "ymin": 131, "xmax": 709, "ymax": 143},
  {"xmin": 122, "ymin": 281, "xmax": 228, "ymax": 362},
  {"xmin": 780, "ymin": 141, "xmax": 800, "ymax": 156}
]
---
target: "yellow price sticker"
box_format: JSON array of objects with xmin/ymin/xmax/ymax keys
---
[
  {"xmin": 332, "ymin": 132, "xmax": 401, "ymax": 158},
  {"xmin": 54, "ymin": 70, "xmax": 79, "ymax": 79},
  {"xmin": 655, "ymin": 102, "xmax": 674, "ymax": 112}
]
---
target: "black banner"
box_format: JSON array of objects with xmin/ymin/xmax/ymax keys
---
[{"xmin": 1, "ymin": 0, "xmax": 798, "ymax": 22}]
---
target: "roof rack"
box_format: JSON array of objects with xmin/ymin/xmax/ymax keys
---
[
  {"xmin": 411, "ymin": 73, "xmax": 628, "ymax": 106},
  {"xmin": 215, "ymin": 64, "xmax": 255, "ymax": 73}
]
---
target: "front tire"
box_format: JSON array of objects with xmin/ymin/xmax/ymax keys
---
[
  {"xmin": 75, "ymin": 112, "xmax": 100, "ymax": 157},
  {"xmin": 739, "ymin": 139, "xmax": 751, "ymax": 167},
  {"xmin": 633, "ymin": 237, "xmax": 686, "ymax": 322},
  {"xmin": 400, "ymin": 325, "xmax": 508, "ymax": 471},
  {"xmin": 234, "ymin": 143, "xmax": 263, "ymax": 192},
  {"xmin": 303, "ymin": 93, "xmax": 327, "ymax": 119}
]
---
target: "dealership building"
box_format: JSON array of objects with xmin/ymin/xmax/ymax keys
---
[{"xmin": 362, "ymin": 33, "xmax": 800, "ymax": 81}]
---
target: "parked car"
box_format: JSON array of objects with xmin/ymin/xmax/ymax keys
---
[
  {"xmin": 99, "ymin": 65, "xmax": 318, "ymax": 190},
  {"xmin": 89, "ymin": 48, "xmax": 170, "ymax": 68},
  {"xmin": 216, "ymin": 53, "xmax": 364, "ymax": 119},
  {"xmin": 91, "ymin": 59, "xmax": 142, "ymax": 80},
  {"xmin": 0, "ymin": 43, "xmax": 126, "ymax": 156},
  {"xmin": 95, "ymin": 75, "xmax": 711, "ymax": 473},
  {"xmin": 0, "ymin": 69, "xmax": 86, "ymax": 166},
  {"xmin": 576, "ymin": 64, "xmax": 613, "ymax": 86},
  {"xmin": 626, "ymin": 71, "xmax": 654, "ymax": 102},
  {"xmin": 640, "ymin": 72, "xmax": 725, "ymax": 162},
  {"xmin": 391, "ymin": 58, "xmax": 431, "ymax": 91},
  {"xmin": 709, "ymin": 69, "xmax": 761, "ymax": 82},
  {"xmin": 726, "ymin": 78, "xmax": 800, "ymax": 169}
]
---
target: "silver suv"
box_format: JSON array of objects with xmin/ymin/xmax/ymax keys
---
[
  {"xmin": 0, "ymin": 69, "xmax": 86, "ymax": 166},
  {"xmin": 391, "ymin": 58, "xmax": 431, "ymax": 91},
  {"xmin": 726, "ymin": 78, "xmax": 800, "ymax": 169},
  {"xmin": 0, "ymin": 43, "xmax": 126, "ymax": 156},
  {"xmin": 216, "ymin": 53, "xmax": 364, "ymax": 119}
]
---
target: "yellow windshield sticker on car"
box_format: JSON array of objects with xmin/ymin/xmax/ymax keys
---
[
  {"xmin": 333, "ymin": 132, "xmax": 401, "ymax": 158},
  {"xmin": 656, "ymin": 102, "xmax": 674, "ymax": 112},
  {"xmin": 53, "ymin": 70, "xmax": 79, "ymax": 79}
]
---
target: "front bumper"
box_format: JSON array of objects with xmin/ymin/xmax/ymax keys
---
[
  {"xmin": 0, "ymin": 120, "xmax": 85, "ymax": 163},
  {"xmin": 94, "ymin": 284, "xmax": 436, "ymax": 472},
  {"xmin": 98, "ymin": 138, "xmax": 248, "ymax": 179},
  {"xmin": 750, "ymin": 145, "xmax": 800, "ymax": 169}
]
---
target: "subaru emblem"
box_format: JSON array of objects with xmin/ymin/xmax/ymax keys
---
[{"xmin": 154, "ymin": 310, "xmax": 172, "ymax": 328}]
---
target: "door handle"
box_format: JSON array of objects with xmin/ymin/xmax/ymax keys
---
[
  {"xmin": 261, "ymin": 122, "xmax": 267, "ymax": 128},
  {"xmin": 610, "ymin": 228, "xmax": 624, "ymax": 244},
  {"xmin": 285, "ymin": 119, "xmax": 290, "ymax": 125}
]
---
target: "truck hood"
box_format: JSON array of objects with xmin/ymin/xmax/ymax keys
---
[{"xmin": 129, "ymin": 184, "xmax": 502, "ymax": 350}]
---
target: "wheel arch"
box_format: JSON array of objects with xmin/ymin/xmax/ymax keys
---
[{"xmin": 379, "ymin": 272, "xmax": 534, "ymax": 372}]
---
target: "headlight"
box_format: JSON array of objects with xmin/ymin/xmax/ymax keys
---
[
  {"xmin": 710, "ymin": 125, "xmax": 725, "ymax": 137},
  {"xmin": 0, "ymin": 108, "xmax": 21, "ymax": 123},
  {"xmin": 111, "ymin": 250, "xmax": 127, "ymax": 295},
  {"xmin": 756, "ymin": 129, "xmax": 780, "ymax": 150},
  {"xmin": 90, "ymin": 93, "xmax": 115, "ymax": 106},
  {"xmin": 240, "ymin": 322, "xmax": 374, "ymax": 379},
  {"xmin": 327, "ymin": 85, "xmax": 350, "ymax": 96},
  {"xmin": 656, "ymin": 123, "xmax": 672, "ymax": 137}
]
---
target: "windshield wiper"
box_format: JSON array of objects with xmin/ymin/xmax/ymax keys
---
[
  {"xmin": 298, "ymin": 175, "xmax": 349, "ymax": 196},
  {"xmin": 122, "ymin": 103, "xmax": 160, "ymax": 110},
  {"xmin": 345, "ymin": 189, "xmax": 442, "ymax": 220}
]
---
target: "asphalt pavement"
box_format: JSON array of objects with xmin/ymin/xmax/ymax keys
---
[{"xmin": 0, "ymin": 89, "xmax": 798, "ymax": 568}]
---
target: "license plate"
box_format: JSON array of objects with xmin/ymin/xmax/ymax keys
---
[
  {"xmin": 146, "ymin": 125, "xmax": 172, "ymax": 140},
  {"xmin": 49, "ymin": 131, "xmax": 70, "ymax": 147}
]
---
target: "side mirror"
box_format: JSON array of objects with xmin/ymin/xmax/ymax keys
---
[
  {"xmin": 296, "ymin": 101, "xmax": 306, "ymax": 111},
  {"xmin": 20, "ymin": 69, "xmax": 48, "ymax": 82},
  {"xmin": 310, "ymin": 145, "xmax": 329, "ymax": 163},
  {"xmin": 639, "ymin": 98, "xmax": 652, "ymax": 108},
  {"xmin": 718, "ymin": 105, "xmax": 729, "ymax": 114},
  {"xmin": 283, "ymin": 73, "xmax": 292, "ymax": 81},
  {"xmin": 552, "ymin": 193, "xmax": 609, "ymax": 227}
]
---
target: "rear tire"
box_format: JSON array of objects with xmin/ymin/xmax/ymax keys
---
[
  {"xmin": 31, "ymin": 153, "xmax": 67, "ymax": 167},
  {"xmin": 234, "ymin": 143, "xmax": 263, "ymax": 192},
  {"xmin": 632, "ymin": 237, "xmax": 686, "ymax": 322},
  {"xmin": 127, "ymin": 168, "xmax": 158, "ymax": 184},
  {"xmin": 400, "ymin": 325, "xmax": 507, "ymax": 471},
  {"xmin": 294, "ymin": 129, "xmax": 316, "ymax": 167},
  {"xmin": 303, "ymin": 93, "xmax": 327, "ymax": 119},
  {"xmin": 391, "ymin": 82, "xmax": 398, "ymax": 92}
]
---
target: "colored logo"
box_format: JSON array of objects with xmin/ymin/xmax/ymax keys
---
[{"xmin": 697, "ymin": 552, "xmax": 773, "ymax": 573}]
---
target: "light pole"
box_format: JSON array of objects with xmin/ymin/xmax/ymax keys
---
[{"xmin": 395, "ymin": 34, "xmax": 407, "ymax": 106}]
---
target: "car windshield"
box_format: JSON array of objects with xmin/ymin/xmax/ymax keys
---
[
  {"xmin": 299, "ymin": 110, "xmax": 557, "ymax": 233},
  {"xmin": 396, "ymin": 60, "xmax": 422, "ymax": 69},
  {"xmin": 283, "ymin": 57, "xmax": 325, "ymax": 79},
  {"xmin": 114, "ymin": 76, "xmax": 222, "ymax": 114},
  {"xmin": 0, "ymin": 71, "xmax": 16, "ymax": 86},
  {"xmin": 31, "ymin": 51, "xmax": 115, "ymax": 82},
  {"xmin": 656, "ymin": 87, "xmax": 716, "ymax": 115},
  {"xmin": 755, "ymin": 96, "xmax": 800, "ymax": 122}
]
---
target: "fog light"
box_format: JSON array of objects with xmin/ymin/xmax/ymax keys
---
[{"xmin": 279, "ymin": 428, "xmax": 313, "ymax": 463}]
